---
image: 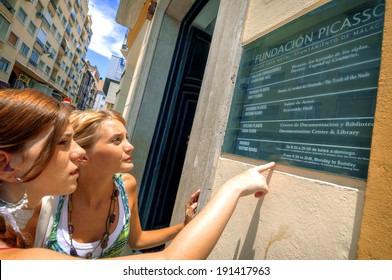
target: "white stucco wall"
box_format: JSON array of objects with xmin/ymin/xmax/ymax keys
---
[
  {"xmin": 208, "ymin": 158, "xmax": 363, "ymax": 259},
  {"xmin": 106, "ymin": 82, "xmax": 119, "ymax": 104}
]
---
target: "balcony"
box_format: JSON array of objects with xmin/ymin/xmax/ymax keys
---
[
  {"xmin": 0, "ymin": 0, "xmax": 15, "ymax": 14},
  {"xmin": 49, "ymin": 0, "xmax": 57, "ymax": 10},
  {"xmin": 28, "ymin": 59, "xmax": 38, "ymax": 67},
  {"xmin": 120, "ymin": 41, "xmax": 129, "ymax": 57},
  {"xmin": 36, "ymin": 10, "xmax": 53, "ymax": 28},
  {"xmin": 35, "ymin": 38, "xmax": 45, "ymax": 50},
  {"xmin": 65, "ymin": 26, "xmax": 71, "ymax": 36},
  {"xmin": 70, "ymin": 11, "xmax": 76, "ymax": 23}
]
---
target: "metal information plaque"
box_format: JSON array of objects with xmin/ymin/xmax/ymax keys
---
[{"xmin": 223, "ymin": 0, "xmax": 385, "ymax": 180}]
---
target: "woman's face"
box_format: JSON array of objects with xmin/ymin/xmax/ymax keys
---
[
  {"xmin": 22, "ymin": 124, "xmax": 85, "ymax": 196},
  {"xmin": 85, "ymin": 119, "xmax": 134, "ymax": 173}
]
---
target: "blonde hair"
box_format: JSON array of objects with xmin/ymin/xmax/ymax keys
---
[{"xmin": 70, "ymin": 109, "xmax": 126, "ymax": 149}]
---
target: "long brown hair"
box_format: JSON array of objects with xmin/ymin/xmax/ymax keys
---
[
  {"xmin": 0, "ymin": 89, "xmax": 72, "ymax": 248},
  {"xmin": 0, "ymin": 89, "xmax": 71, "ymax": 182}
]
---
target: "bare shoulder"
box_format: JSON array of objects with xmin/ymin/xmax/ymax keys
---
[{"xmin": 120, "ymin": 173, "xmax": 137, "ymax": 193}]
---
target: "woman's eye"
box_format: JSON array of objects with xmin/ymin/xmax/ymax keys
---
[{"xmin": 59, "ymin": 139, "xmax": 70, "ymax": 146}]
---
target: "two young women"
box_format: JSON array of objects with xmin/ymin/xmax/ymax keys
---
[
  {"xmin": 0, "ymin": 89, "xmax": 275, "ymax": 259},
  {"xmin": 29, "ymin": 110, "xmax": 201, "ymax": 258}
]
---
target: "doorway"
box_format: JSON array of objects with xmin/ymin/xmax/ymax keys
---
[{"xmin": 138, "ymin": 0, "xmax": 220, "ymax": 234}]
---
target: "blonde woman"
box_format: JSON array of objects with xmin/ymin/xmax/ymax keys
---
[{"xmin": 32, "ymin": 110, "xmax": 200, "ymax": 258}]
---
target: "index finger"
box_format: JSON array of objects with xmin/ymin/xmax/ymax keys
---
[
  {"xmin": 188, "ymin": 189, "xmax": 201, "ymax": 203},
  {"xmin": 253, "ymin": 162, "xmax": 276, "ymax": 173}
]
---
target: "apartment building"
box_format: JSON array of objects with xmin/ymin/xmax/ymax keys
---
[
  {"xmin": 104, "ymin": 54, "xmax": 124, "ymax": 110},
  {"xmin": 76, "ymin": 59, "xmax": 99, "ymax": 110},
  {"xmin": 0, "ymin": 0, "xmax": 92, "ymax": 101}
]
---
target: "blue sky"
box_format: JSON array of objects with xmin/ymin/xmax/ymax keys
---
[{"xmin": 85, "ymin": 0, "xmax": 128, "ymax": 79}]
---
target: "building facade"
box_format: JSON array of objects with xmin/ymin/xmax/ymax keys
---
[
  {"xmin": 0, "ymin": 0, "xmax": 92, "ymax": 101},
  {"xmin": 104, "ymin": 54, "xmax": 124, "ymax": 110},
  {"xmin": 116, "ymin": 0, "xmax": 391, "ymax": 259},
  {"xmin": 76, "ymin": 59, "xmax": 99, "ymax": 110},
  {"xmin": 93, "ymin": 79, "xmax": 105, "ymax": 109}
]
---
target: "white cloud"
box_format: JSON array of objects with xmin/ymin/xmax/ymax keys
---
[{"xmin": 87, "ymin": 0, "xmax": 126, "ymax": 58}]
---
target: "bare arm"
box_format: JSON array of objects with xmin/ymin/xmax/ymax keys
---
[
  {"xmin": 0, "ymin": 163, "xmax": 274, "ymax": 260},
  {"xmin": 154, "ymin": 162, "xmax": 275, "ymax": 259},
  {"xmin": 125, "ymin": 173, "xmax": 199, "ymax": 250}
]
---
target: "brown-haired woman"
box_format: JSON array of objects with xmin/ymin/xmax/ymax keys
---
[{"xmin": 0, "ymin": 89, "xmax": 85, "ymax": 254}]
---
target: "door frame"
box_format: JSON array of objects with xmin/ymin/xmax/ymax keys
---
[{"xmin": 138, "ymin": 0, "xmax": 212, "ymax": 230}]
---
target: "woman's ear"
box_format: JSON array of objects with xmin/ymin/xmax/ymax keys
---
[{"xmin": 0, "ymin": 151, "xmax": 15, "ymax": 176}]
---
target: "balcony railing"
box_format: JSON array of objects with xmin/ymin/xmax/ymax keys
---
[
  {"xmin": 49, "ymin": 0, "xmax": 57, "ymax": 10},
  {"xmin": 65, "ymin": 26, "xmax": 71, "ymax": 36},
  {"xmin": 0, "ymin": 0, "xmax": 15, "ymax": 14},
  {"xmin": 36, "ymin": 11, "xmax": 52, "ymax": 28},
  {"xmin": 35, "ymin": 38, "xmax": 45, "ymax": 49},
  {"xmin": 29, "ymin": 59, "xmax": 38, "ymax": 67}
]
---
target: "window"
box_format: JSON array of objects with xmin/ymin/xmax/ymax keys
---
[
  {"xmin": 27, "ymin": 21, "xmax": 37, "ymax": 35},
  {"xmin": 57, "ymin": 7, "xmax": 63, "ymax": 17},
  {"xmin": 36, "ymin": 1, "xmax": 43, "ymax": 13},
  {"xmin": 7, "ymin": 32, "xmax": 19, "ymax": 47},
  {"xmin": 50, "ymin": 50, "xmax": 57, "ymax": 59},
  {"xmin": 45, "ymin": 42, "xmax": 52, "ymax": 53},
  {"xmin": 0, "ymin": 15, "xmax": 11, "ymax": 42},
  {"xmin": 29, "ymin": 49, "xmax": 39, "ymax": 67},
  {"xmin": 38, "ymin": 60, "xmax": 45, "ymax": 71},
  {"xmin": 37, "ymin": 27, "xmax": 47, "ymax": 46},
  {"xmin": 45, "ymin": 66, "xmax": 51, "ymax": 75},
  {"xmin": 76, "ymin": 22, "xmax": 82, "ymax": 35},
  {"xmin": 17, "ymin": 8, "xmax": 28, "ymax": 24},
  {"xmin": 0, "ymin": 58, "xmax": 11, "ymax": 73},
  {"xmin": 55, "ymin": 32, "xmax": 62, "ymax": 43},
  {"xmin": 50, "ymin": 24, "xmax": 57, "ymax": 35},
  {"xmin": 48, "ymin": 8, "xmax": 54, "ymax": 18},
  {"xmin": 20, "ymin": 43, "xmax": 30, "ymax": 57}
]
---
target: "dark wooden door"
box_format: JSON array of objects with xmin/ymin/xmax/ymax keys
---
[{"xmin": 139, "ymin": 27, "xmax": 211, "ymax": 235}]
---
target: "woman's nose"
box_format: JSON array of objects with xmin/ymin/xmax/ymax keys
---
[
  {"xmin": 125, "ymin": 142, "xmax": 134, "ymax": 153},
  {"xmin": 70, "ymin": 141, "xmax": 86, "ymax": 161}
]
